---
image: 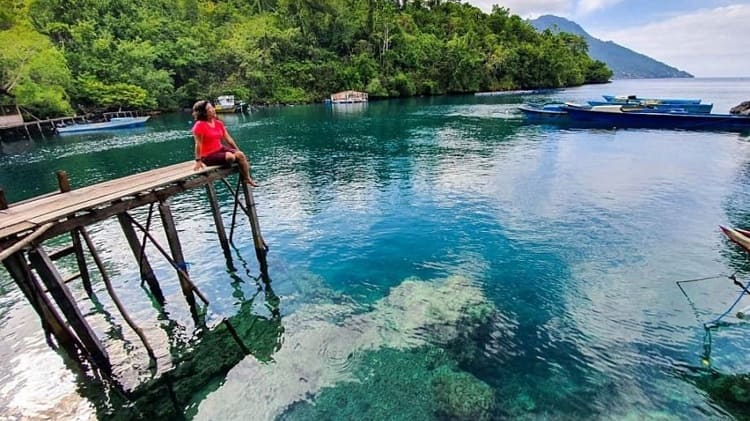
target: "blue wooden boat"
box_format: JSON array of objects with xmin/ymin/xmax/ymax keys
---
[
  {"xmin": 588, "ymin": 100, "xmax": 712, "ymax": 114},
  {"xmin": 56, "ymin": 116, "xmax": 150, "ymax": 134},
  {"xmin": 517, "ymin": 103, "xmax": 568, "ymax": 119},
  {"xmin": 562, "ymin": 105, "xmax": 750, "ymax": 131},
  {"xmin": 602, "ymin": 95, "xmax": 702, "ymax": 105},
  {"xmin": 519, "ymin": 102, "xmax": 701, "ymax": 120}
]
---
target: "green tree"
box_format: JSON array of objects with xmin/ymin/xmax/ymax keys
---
[
  {"xmin": 0, "ymin": 23, "xmax": 72, "ymax": 116},
  {"xmin": 9, "ymin": 0, "xmax": 613, "ymax": 112}
]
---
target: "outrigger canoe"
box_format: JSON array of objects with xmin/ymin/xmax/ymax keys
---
[{"xmin": 720, "ymin": 226, "xmax": 750, "ymax": 253}]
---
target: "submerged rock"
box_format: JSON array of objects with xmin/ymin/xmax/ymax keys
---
[
  {"xmin": 693, "ymin": 371, "xmax": 750, "ymax": 419},
  {"xmin": 194, "ymin": 275, "xmax": 497, "ymax": 420},
  {"xmin": 279, "ymin": 347, "xmax": 452, "ymax": 421},
  {"xmin": 279, "ymin": 346, "xmax": 497, "ymax": 421},
  {"xmin": 432, "ymin": 366, "xmax": 496, "ymax": 421},
  {"xmin": 730, "ymin": 101, "xmax": 750, "ymax": 115}
]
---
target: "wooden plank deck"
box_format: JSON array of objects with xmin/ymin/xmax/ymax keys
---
[{"xmin": 0, "ymin": 161, "xmax": 233, "ymax": 242}]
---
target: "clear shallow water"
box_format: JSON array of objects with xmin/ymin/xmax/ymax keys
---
[{"xmin": 1, "ymin": 78, "xmax": 750, "ymax": 419}]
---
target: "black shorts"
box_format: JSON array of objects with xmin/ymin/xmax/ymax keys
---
[{"xmin": 201, "ymin": 146, "xmax": 236, "ymax": 167}]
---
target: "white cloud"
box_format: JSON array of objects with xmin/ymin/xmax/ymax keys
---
[
  {"xmin": 469, "ymin": 0, "xmax": 572, "ymax": 16},
  {"xmin": 589, "ymin": 4, "xmax": 750, "ymax": 77},
  {"xmin": 466, "ymin": 0, "xmax": 622, "ymax": 17},
  {"xmin": 575, "ymin": 0, "xmax": 624, "ymax": 15}
]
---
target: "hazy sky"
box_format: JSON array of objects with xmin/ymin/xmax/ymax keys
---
[{"xmin": 463, "ymin": 0, "xmax": 750, "ymax": 78}]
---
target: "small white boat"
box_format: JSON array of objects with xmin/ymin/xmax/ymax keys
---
[
  {"xmin": 214, "ymin": 95, "xmax": 246, "ymax": 113},
  {"xmin": 56, "ymin": 116, "xmax": 150, "ymax": 134}
]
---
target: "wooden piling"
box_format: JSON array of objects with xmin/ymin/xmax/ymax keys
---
[
  {"xmin": 56, "ymin": 170, "xmax": 71, "ymax": 193},
  {"xmin": 122, "ymin": 213, "xmax": 208, "ymax": 305},
  {"xmin": 27, "ymin": 247, "xmax": 110, "ymax": 370},
  {"xmin": 240, "ymin": 183, "xmax": 268, "ymax": 278},
  {"xmin": 2, "ymin": 252, "xmax": 80, "ymax": 355},
  {"xmin": 78, "ymin": 227, "xmax": 157, "ymax": 363},
  {"xmin": 158, "ymin": 200, "xmax": 199, "ymax": 319},
  {"xmin": 205, "ymin": 183, "xmax": 231, "ymax": 258},
  {"xmin": 70, "ymin": 229, "xmax": 94, "ymax": 297},
  {"xmin": 116, "ymin": 213, "xmax": 164, "ymax": 304}
]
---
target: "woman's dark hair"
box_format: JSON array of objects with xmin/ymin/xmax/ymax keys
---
[{"xmin": 192, "ymin": 100, "xmax": 210, "ymax": 121}]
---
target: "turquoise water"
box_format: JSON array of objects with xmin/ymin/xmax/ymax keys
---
[{"xmin": 1, "ymin": 78, "xmax": 750, "ymax": 419}]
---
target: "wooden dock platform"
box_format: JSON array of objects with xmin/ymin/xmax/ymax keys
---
[
  {"xmin": 1, "ymin": 161, "xmax": 230, "ymax": 246},
  {"xmin": 0, "ymin": 160, "xmax": 268, "ymax": 375}
]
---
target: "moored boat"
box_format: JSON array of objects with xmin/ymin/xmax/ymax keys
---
[
  {"xmin": 562, "ymin": 104, "xmax": 750, "ymax": 131},
  {"xmin": 720, "ymin": 226, "xmax": 750, "ymax": 254},
  {"xmin": 517, "ymin": 103, "xmax": 568, "ymax": 118},
  {"xmin": 602, "ymin": 95, "xmax": 702, "ymax": 105},
  {"xmin": 588, "ymin": 100, "xmax": 713, "ymax": 114},
  {"xmin": 56, "ymin": 116, "xmax": 150, "ymax": 134},
  {"xmin": 214, "ymin": 95, "xmax": 246, "ymax": 113}
]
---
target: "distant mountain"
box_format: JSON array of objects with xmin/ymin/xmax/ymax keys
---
[{"xmin": 529, "ymin": 15, "xmax": 693, "ymax": 79}]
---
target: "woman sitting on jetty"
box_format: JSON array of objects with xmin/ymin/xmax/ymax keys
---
[{"xmin": 192, "ymin": 100, "xmax": 258, "ymax": 187}]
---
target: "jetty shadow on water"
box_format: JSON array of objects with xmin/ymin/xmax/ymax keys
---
[{"xmin": 68, "ymin": 277, "xmax": 284, "ymax": 420}]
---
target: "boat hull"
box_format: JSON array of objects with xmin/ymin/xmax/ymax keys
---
[
  {"xmin": 588, "ymin": 101, "xmax": 713, "ymax": 114},
  {"xmin": 602, "ymin": 95, "xmax": 701, "ymax": 105},
  {"xmin": 720, "ymin": 226, "xmax": 750, "ymax": 254},
  {"xmin": 563, "ymin": 106, "xmax": 750, "ymax": 131},
  {"xmin": 518, "ymin": 104, "xmax": 568, "ymax": 119},
  {"xmin": 57, "ymin": 116, "xmax": 150, "ymax": 134}
]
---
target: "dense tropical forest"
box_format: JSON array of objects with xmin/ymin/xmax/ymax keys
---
[{"xmin": 0, "ymin": 0, "xmax": 612, "ymax": 117}]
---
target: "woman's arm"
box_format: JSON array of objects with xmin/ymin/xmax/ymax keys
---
[
  {"xmin": 223, "ymin": 127, "xmax": 240, "ymax": 150},
  {"xmin": 193, "ymin": 134, "xmax": 204, "ymax": 170}
]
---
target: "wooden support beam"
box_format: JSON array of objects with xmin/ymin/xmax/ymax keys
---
[
  {"xmin": 0, "ymin": 222, "xmax": 54, "ymax": 262},
  {"xmin": 78, "ymin": 227, "xmax": 157, "ymax": 364},
  {"xmin": 228, "ymin": 179, "xmax": 241, "ymax": 242},
  {"xmin": 116, "ymin": 213, "xmax": 164, "ymax": 304},
  {"xmin": 49, "ymin": 245, "xmax": 77, "ymax": 260},
  {"xmin": 158, "ymin": 200, "xmax": 199, "ymax": 321},
  {"xmin": 27, "ymin": 247, "xmax": 110, "ymax": 371},
  {"xmin": 205, "ymin": 183, "xmax": 231, "ymax": 258},
  {"xmin": 2, "ymin": 252, "xmax": 80, "ymax": 355},
  {"xmin": 71, "ymin": 229, "xmax": 94, "ymax": 297},
  {"xmin": 122, "ymin": 213, "xmax": 208, "ymax": 305},
  {"xmin": 240, "ymin": 183, "xmax": 269, "ymax": 280}
]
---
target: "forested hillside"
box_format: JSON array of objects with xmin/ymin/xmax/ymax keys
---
[
  {"xmin": 0, "ymin": 0, "xmax": 612, "ymax": 117},
  {"xmin": 529, "ymin": 15, "xmax": 692, "ymax": 79}
]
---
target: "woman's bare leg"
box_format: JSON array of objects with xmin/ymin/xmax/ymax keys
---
[{"xmin": 228, "ymin": 151, "xmax": 257, "ymax": 186}]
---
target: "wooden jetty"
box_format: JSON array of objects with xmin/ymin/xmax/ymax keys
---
[
  {"xmin": 0, "ymin": 109, "xmax": 90, "ymax": 138},
  {"xmin": 0, "ymin": 161, "xmax": 268, "ymax": 373},
  {"xmin": 0, "ymin": 107, "xmax": 150, "ymax": 139}
]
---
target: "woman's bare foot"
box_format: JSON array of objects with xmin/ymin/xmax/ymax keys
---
[{"xmin": 246, "ymin": 178, "xmax": 259, "ymax": 187}]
